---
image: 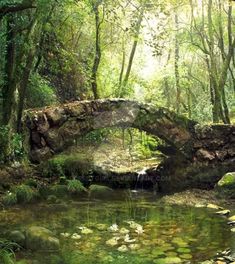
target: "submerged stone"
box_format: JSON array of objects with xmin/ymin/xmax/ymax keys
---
[
  {"xmin": 71, "ymin": 233, "xmax": 81, "ymax": 240},
  {"xmin": 177, "ymin": 248, "xmax": 191, "ymax": 253},
  {"xmin": 25, "ymin": 226, "xmax": 60, "ymax": 251},
  {"xmin": 215, "ymin": 210, "xmax": 230, "ymax": 216},
  {"xmin": 80, "ymin": 227, "xmax": 93, "ymax": 235},
  {"xmin": 229, "ymin": 215, "xmax": 235, "ymax": 222},
  {"xmin": 180, "ymin": 253, "xmax": 192, "ymax": 259},
  {"xmin": 106, "ymin": 237, "xmax": 120, "ymax": 246},
  {"xmin": 96, "ymin": 223, "xmax": 107, "ymax": 231},
  {"xmin": 89, "ymin": 184, "xmax": 113, "ymax": 197},
  {"xmin": 129, "ymin": 243, "xmax": 140, "ymax": 250},
  {"xmin": 207, "ymin": 204, "xmax": 221, "ymax": 210},
  {"xmin": 117, "ymin": 245, "xmax": 128, "ymax": 252},
  {"xmin": 154, "ymin": 256, "xmax": 182, "ymax": 264},
  {"xmin": 119, "ymin": 227, "xmax": 130, "ymax": 234}
]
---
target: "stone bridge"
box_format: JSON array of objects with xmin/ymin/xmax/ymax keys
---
[{"xmin": 25, "ymin": 99, "xmax": 235, "ymax": 168}]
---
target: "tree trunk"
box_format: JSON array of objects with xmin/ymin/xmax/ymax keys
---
[
  {"xmin": 91, "ymin": 4, "xmax": 101, "ymax": 99},
  {"xmin": 2, "ymin": 14, "xmax": 16, "ymax": 126},
  {"xmin": 174, "ymin": 12, "xmax": 180, "ymax": 114},
  {"xmin": 120, "ymin": 6, "xmax": 144, "ymax": 96},
  {"xmin": 16, "ymin": 16, "xmax": 38, "ymax": 132}
]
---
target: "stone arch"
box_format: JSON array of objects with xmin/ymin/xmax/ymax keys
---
[{"xmin": 24, "ymin": 99, "xmax": 196, "ymax": 162}]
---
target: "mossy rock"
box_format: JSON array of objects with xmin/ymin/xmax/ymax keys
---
[
  {"xmin": 89, "ymin": 184, "xmax": 113, "ymax": 197},
  {"xmin": 216, "ymin": 172, "xmax": 235, "ymax": 198},
  {"xmin": 25, "ymin": 226, "xmax": 60, "ymax": 251},
  {"xmin": 217, "ymin": 172, "xmax": 235, "ymax": 190}
]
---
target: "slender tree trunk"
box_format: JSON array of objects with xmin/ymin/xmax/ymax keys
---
[
  {"xmin": 91, "ymin": 4, "xmax": 101, "ymax": 99},
  {"xmin": 174, "ymin": 12, "xmax": 180, "ymax": 113},
  {"xmin": 16, "ymin": 17, "xmax": 38, "ymax": 132},
  {"xmin": 120, "ymin": 6, "xmax": 144, "ymax": 96},
  {"xmin": 2, "ymin": 14, "xmax": 16, "ymax": 126},
  {"xmin": 118, "ymin": 37, "xmax": 126, "ymax": 96},
  {"xmin": 16, "ymin": 50, "xmax": 35, "ymax": 132}
]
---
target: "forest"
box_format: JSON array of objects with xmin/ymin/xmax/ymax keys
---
[{"xmin": 0, "ymin": 0, "xmax": 235, "ymax": 264}]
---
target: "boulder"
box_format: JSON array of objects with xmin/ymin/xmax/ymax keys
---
[
  {"xmin": 89, "ymin": 184, "xmax": 113, "ymax": 198},
  {"xmin": 216, "ymin": 172, "xmax": 235, "ymax": 198},
  {"xmin": 9, "ymin": 230, "xmax": 26, "ymax": 247},
  {"xmin": 217, "ymin": 172, "xmax": 235, "ymax": 190},
  {"xmin": 25, "ymin": 226, "xmax": 60, "ymax": 251}
]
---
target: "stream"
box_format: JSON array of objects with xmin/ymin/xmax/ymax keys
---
[{"xmin": 0, "ymin": 190, "xmax": 234, "ymax": 264}]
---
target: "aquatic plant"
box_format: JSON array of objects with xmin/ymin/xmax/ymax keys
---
[
  {"xmin": 2, "ymin": 192, "xmax": 17, "ymax": 206},
  {"xmin": 67, "ymin": 179, "xmax": 87, "ymax": 194}
]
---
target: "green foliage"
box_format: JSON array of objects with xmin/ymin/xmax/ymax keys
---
[
  {"xmin": 0, "ymin": 238, "xmax": 19, "ymax": 264},
  {"xmin": 67, "ymin": 179, "xmax": 86, "ymax": 194},
  {"xmin": 2, "ymin": 193, "xmax": 17, "ymax": 207},
  {"xmin": 42, "ymin": 154, "xmax": 92, "ymax": 178},
  {"xmin": 42, "ymin": 157, "xmax": 65, "ymax": 178},
  {"xmin": 82, "ymin": 129, "xmax": 112, "ymax": 144},
  {"xmin": 26, "ymin": 73, "xmax": 57, "ymax": 108},
  {"xmin": 0, "ymin": 126, "xmax": 24, "ymax": 163}
]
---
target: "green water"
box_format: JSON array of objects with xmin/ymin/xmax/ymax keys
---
[{"xmin": 0, "ymin": 190, "xmax": 234, "ymax": 264}]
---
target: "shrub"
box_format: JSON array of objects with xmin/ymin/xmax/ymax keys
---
[
  {"xmin": 13, "ymin": 185, "xmax": 35, "ymax": 203},
  {"xmin": 67, "ymin": 180, "xmax": 86, "ymax": 194}
]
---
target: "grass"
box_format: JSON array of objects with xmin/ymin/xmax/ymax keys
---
[
  {"xmin": 67, "ymin": 179, "xmax": 87, "ymax": 194},
  {"xmin": 14, "ymin": 184, "xmax": 36, "ymax": 203},
  {"xmin": 2, "ymin": 193, "xmax": 17, "ymax": 206}
]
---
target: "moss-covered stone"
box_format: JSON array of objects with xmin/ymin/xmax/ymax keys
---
[
  {"xmin": 25, "ymin": 226, "xmax": 60, "ymax": 251},
  {"xmin": 217, "ymin": 172, "xmax": 235, "ymax": 190},
  {"xmin": 89, "ymin": 184, "xmax": 113, "ymax": 198}
]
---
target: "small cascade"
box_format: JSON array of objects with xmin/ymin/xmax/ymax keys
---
[{"xmin": 135, "ymin": 167, "xmax": 148, "ymax": 190}]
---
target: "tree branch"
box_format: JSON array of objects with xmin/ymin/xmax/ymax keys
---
[{"xmin": 0, "ymin": 1, "xmax": 36, "ymax": 16}]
